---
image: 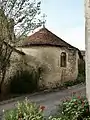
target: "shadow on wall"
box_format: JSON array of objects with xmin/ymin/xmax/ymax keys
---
[
  {"xmin": 4, "ymin": 54, "xmax": 50, "ymax": 94},
  {"xmin": 9, "ymin": 67, "xmax": 43, "ymax": 94}
]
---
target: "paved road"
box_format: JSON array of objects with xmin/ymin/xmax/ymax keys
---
[{"xmin": 0, "ymin": 84, "xmax": 86, "ymax": 119}]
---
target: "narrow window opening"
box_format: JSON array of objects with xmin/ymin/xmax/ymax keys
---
[{"xmin": 61, "ymin": 52, "xmax": 66, "ymax": 67}]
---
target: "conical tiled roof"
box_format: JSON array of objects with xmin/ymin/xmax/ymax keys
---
[
  {"xmin": 19, "ymin": 27, "xmax": 83, "ymax": 59},
  {"xmin": 22, "ymin": 27, "xmax": 76, "ymax": 49}
]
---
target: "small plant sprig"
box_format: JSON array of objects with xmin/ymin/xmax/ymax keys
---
[{"xmin": 3, "ymin": 98, "xmax": 45, "ymax": 120}]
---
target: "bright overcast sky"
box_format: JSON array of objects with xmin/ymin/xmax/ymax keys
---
[{"xmin": 39, "ymin": 0, "xmax": 84, "ymax": 50}]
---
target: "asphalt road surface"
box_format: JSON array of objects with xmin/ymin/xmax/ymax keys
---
[{"xmin": 0, "ymin": 84, "xmax": 86, "ymax": 119}]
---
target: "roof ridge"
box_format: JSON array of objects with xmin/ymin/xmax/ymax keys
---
[{"xmin": 22, "ymin": 27, "xmax": 78, "ymax": 50}]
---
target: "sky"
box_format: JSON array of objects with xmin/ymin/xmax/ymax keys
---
[{"xmin": 39, "ymin": 0, "xmax": 85, "ymax": 50}]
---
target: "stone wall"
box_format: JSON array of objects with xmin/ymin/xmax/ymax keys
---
[
  {"xmin": 3, "ymin": 46, "xmax": 79, "ymax": 93},
  {"xmin": 1, "ymin": 51, "xmax": 24, "ymax": 94},
  {"xmin": 17, "ymin": 46, "xmax": 79, "ymax": 89}
]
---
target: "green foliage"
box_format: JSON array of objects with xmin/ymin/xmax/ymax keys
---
[
  {"xmin": 0, "ymin": 0, "xmax": 42, "ymax": 94},
  {"xmin": 3, "ymin": 98, "xmax": 44, "ymax": 120},
  {"xmin": 63, "ymin": 73, "xmax": 85, "ymax": 88},
  {"xmin": 48, "ymin": 95, "xmax": 90, "ymax": 120},
  {"xmin": 62, "ymin": 59, "xmax": 85, "ymax": 88},
  {"xmin": 63, "ymin": 80, "xmax": 75, "ymax": 87},
  {"xmin": 0, "ymin": 0, "xmax": 42, "ymax": 37},
  {"xmin": 77, "ymin": 73, "xmax": 85, "ymax": 83},
  {"xmin": 10, "ymin": 69, "xmax": 40, "ymax": 94},
  {"xmin": 61, "ymin": 95, "xmax": 89, "ymax": 120},
  {"xmin": 63, "ymin": 79, "xmax": 83, "ymax": 88},
  {"xmin": 48, "ymin": 115, "xmax": 71, "ymax": 120},
  {"xmin": 2, "ymin": 96, "xmax": 90, "ymax": 120}
]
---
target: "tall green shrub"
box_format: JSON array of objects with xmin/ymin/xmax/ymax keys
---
[{"xmin": 10, "ymin": 68, "xmax": 41, "ymax": 94}]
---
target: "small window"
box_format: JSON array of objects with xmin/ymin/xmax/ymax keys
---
[{"xmin": 61, "ymin": 52, "xmax": 66, "ymax": 67}]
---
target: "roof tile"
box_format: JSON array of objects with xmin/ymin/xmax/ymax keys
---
[{"xmin": 22, "ymin": 27, "xmax": 75, "ymax": 49}]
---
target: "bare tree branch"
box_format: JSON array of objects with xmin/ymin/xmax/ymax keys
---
[{"xmin": 0, "ymin": 0, "xmax": 42, "ymax": 94}]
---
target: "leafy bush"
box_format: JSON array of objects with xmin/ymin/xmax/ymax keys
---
[
  {"xmin": 63, "ymin": 80, "xmax": 75, "ymax": 87},
  {"xmin": 48, "ymin": 95, "xmax": 90, "ymax": 120},
  {"xmin": 63, "ymin": 61, "xmax": 85, "ymax": 88},
  {"xmin": 48, "ymin": 115, "xmax": 72, "ymax": 120},
  {"xmin": 2, "ymin": 96, "xmax": 90, "ymax": 120},
  {"xmin": 76, "ymin": 73, "xmax": 85, "ymax": 84},
  {"xmin": 48, "ymin": 115, "xmax": 90, "ymax": 120},
  {"xmin": 62, "ymin": 59, "xmax": 85, "ymax": 88},
  {"xmin": 62, "ymin": 96, "xmax": 89, "ymax": 119},
  {"xmin": 56, "ymin": 95, "xmax": 89, "ymax": 120},
  {"xmin": 63, "ymin": 75, "xmax": 85, "ymax": 88},
  {"xmin": 10, "ymin": 69, "xmax": 41, "ymax": 94},
  {"xmin": 3, "ymin": 98, "xmax": 45, "ymax": 120}
]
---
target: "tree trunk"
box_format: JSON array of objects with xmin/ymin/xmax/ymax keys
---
[{"xmin": 0, "ymin": 70, "xmax": 6, "ymax": 94}]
